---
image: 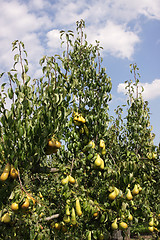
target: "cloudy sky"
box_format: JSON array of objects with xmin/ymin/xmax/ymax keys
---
[{"xmin": 0, "ymin": 0, "xmax": 160, "ymax": 144}]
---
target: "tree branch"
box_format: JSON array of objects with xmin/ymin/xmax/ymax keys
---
[{"xmin": 43, "ymin": 214, "xmax": 60, "ymax": 221}]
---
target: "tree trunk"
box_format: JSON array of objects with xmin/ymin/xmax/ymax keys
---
[{"xmin": 111, "ymin": 230, "xmax": 123, "ymax": 240}]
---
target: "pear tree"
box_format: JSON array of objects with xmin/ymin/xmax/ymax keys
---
[{"xmin": 0, "ymin": 20, "xmax": 159, "ymax": 240}]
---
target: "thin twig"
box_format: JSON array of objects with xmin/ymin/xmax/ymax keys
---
[
  {"xmin": 17, "ymin": 170, "xmax": 48, "ymax": 208},
  {"xmin": 18, "ymin": 42, "xmax": 25, "ymax": 84},
  {"xmin": 70, "ymin": 158, "xmax": 75, "ymax": 174},
  {"xmin": 43, "ymin": 214, "xmax": 60, "ymax": 221},
  {"xmin": 108, "ymin": 151, "xmax": 119, "ymax": 170}
]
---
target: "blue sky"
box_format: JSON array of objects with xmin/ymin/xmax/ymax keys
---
[{"xmin": 0, "ymin": 0, "xmax": 160, "ymax": 145}]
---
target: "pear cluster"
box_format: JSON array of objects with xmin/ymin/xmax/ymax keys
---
[
  {"xmin": 0, "ymin": 163, "xmax": 18, "ymax": 181},
  {"xmin": 45, "ymin": 135, "xmax": 61, "ymax": 155},
  {"xmin": 61, "ymin": 175, "xmax": 76, "ymax": 185},
  {"xmin": 52, "ymin": 198, "xmax": 82, "ymax": 233}
]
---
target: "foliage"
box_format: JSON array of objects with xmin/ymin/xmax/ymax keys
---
[{"xmin": 0, "ymin": 20, "xmax": 159, "ymax": 240}]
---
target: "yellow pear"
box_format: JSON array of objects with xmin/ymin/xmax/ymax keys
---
[
  {"xmin": 109, "ymin": 190, "xmax": 117, "ymax": 200},
  {"xmin": 99, "ymin": 159, "xmax": 104, "ymax": 170},
  {"xmin": 152, "ymin": 152, "xmax": 157, "ymax": 159},
  {"xmin": 68, "ymin": 175, "xmax": 75, "ymax": 184},
  {"xmin": 137, "ymin": 184, "xmax": 142, "ymax": 192},
  {"xmin": 132, "ymin": 184, "xmax": 139, "ymax": 195},
  {"xmin": 126, "ymin": 189, "xmax": 133, "ymax": 200},
  {"xmin": 114, "ymin": 187, "xmax": 120, "ymax": 196},
  {"xmin": 0, "ymin": 163, "xmax": 11, "ymax": 181},
  {"xmin": 54, "ymin": 222, "xmax": 61, "ymax": 230},
  {"xmin": 88, "ymin": 141, "xmax": 95, "ymax": 148},
  {"xmin": 61, "ymin": 176, "xmax": 69, "ymax": 185},
  {"xmin": 0, "ymin": 172, "xmax": 9, "ymax": 181},
  {"xmin": 94, "ymin": 154, "xmax": 102, "ymax": 167},
  {"xmin": 148, "ymin": 226, "xmax": 154, "ymax": 232},
  {"xmin": 75, "ymin": 198, "xmax": 82, "ymax": 216},
  {"xmin": 100, "ymin": 140, "xmax": 105, "ymax": 148},
  {"xmin": 149, "ymin": 218, "xmax": 154, "ymax": 226},
  {"xmin": 1, "ymin": 213, "xmax": 11, "ymax": 223},
  {"xmin": 101, "ymin": 147, "xmax": 106, "ymax": 155},
  {"xmin": 119, "ymin": 222, "xmax": 128, "ymax": 230},
  {"xmin": 111, "ymin": 218, "xmax": 118, "ymax": 230},
  {"xmin": 128, "ymin": 214, "xmax": 133, "ymax": 221}
]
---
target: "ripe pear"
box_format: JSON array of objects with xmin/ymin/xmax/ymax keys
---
[
  {"xmin": 71, "ymin": 207, "xmax": 76, "ymax": 225},
  {"xmin": 111, "ymin": 218, "xmax": 118, "ymax": 230},
  {"xmin": 101, "ymin": 147, "xmax": 106, "ymax": 155},
  {"xmin": 119, "ymin": 222, "xmax": 128, "ymax": 230},
  {"xmin": 0, "ymin": 172, "xmax": 9, "ymax": 181},
  {"xmin": 137, "ymin": 184, "xmax": 142, "ymax": 192},
  {"xmin": 10, "ymin": 167, "xmax": 18, "ymax": 179},
  {"xmin": 149, "ymin": 218, "xmax": 154, "ymax": 226},
  {"xmin": 109, "ymin": 190, "xmax": 117, "ymax": 200},
  {"xmin": 132, "ymin": 184, "xmax": 139, "ymax": 195},
  {"xmin": 88, "ymin": 141, "xmax": 95, "ymax": 148},
  {"xmin": 94, "ymin": 154, "xmax": 102, "ymax": 167},
  {"xmin": 152, "ymin": 152, "xmax": 157, "ymax": 159},
  {"xmin": 68, "ymin": 175, "xmax": 75, "ymax": 184},
  {"xmin": 99, "ymin": 159, "xmax": 104, "ymax": 170},
  {"xmin": 148, "ymin": 226, "xmax": 154, "ymax": 232},
  {"xmin": 114, "ymin": 187, "xmax": 120, "ymax": 196},
  {"xmin": 61, "ymin": 176, "xmax": 69, "ymax": 185},
  {"xmin": 126, "ymin": 189, "xmax": 133, "ymax": 200},
  {"xmin": 54, "ymin": 222, "xmax": 61, "ymax": 230},
  {"xmin": 0, "ymin": 163, "xmax": 11, "ymax": 181},
  {"xmin": 128, "ymin": 214, "xmax": 133, "ymax": 221},
  {"xmin": 76, "ymin": 198, "xmax": 82, "ymax": 216},
  {"xmin": 1, "ymin": 213, "xmax": 11, "ymax": 223},
  {"xmin": 100, "ymin": 140, "xmax": 105, "ymax": 148}
]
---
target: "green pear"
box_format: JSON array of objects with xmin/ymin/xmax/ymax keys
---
[
  {"xmin": 87, "ymin": 231, "xmax": 91, "ymax": 240},
  {"xmin": 111, "ymin": 218, "xmax": 118, "ymax": 230},
  {"xmin": 65, "ymin": 204, "xmax": 70, "ymax": 216},
  {"xmin": 71, "ymin": 207, "xmax": 76, "ymax": 225},
  {"xmin": 63, "ymin": 214, "xmax": 70, "ymax": 223}
]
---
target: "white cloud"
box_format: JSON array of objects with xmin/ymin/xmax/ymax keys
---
[
  {"xmin": 28, "ymin": 0, "xmax": 46, "ymax": 10},
  {"xmin": 0, "ymin": 0, "xmax": 51, "ymax": 74},
  {"xmin": 46, "ymin": 30, "xmax": 61, "ymax": 50},
  {"xmin": 51, "ymin": 0, "xmax": 89, "ymax": 27},
  {"xmin": 86, "ymin": 21, "xmax": 140, "ymax": 59},
  {"xmin": 51, "ymin": 0, "xmax": 160, "ymax": 26},
  {"xmin": 0, "ymin": 0, "xmax": 160, "ymax": 75},
  {"xmin": 47, "ymin": 0, "xmax": 160, "ymax": 59},
  {"xmin": 117, "ymin": 79, "xmax": 160, "ymax": 100}
]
